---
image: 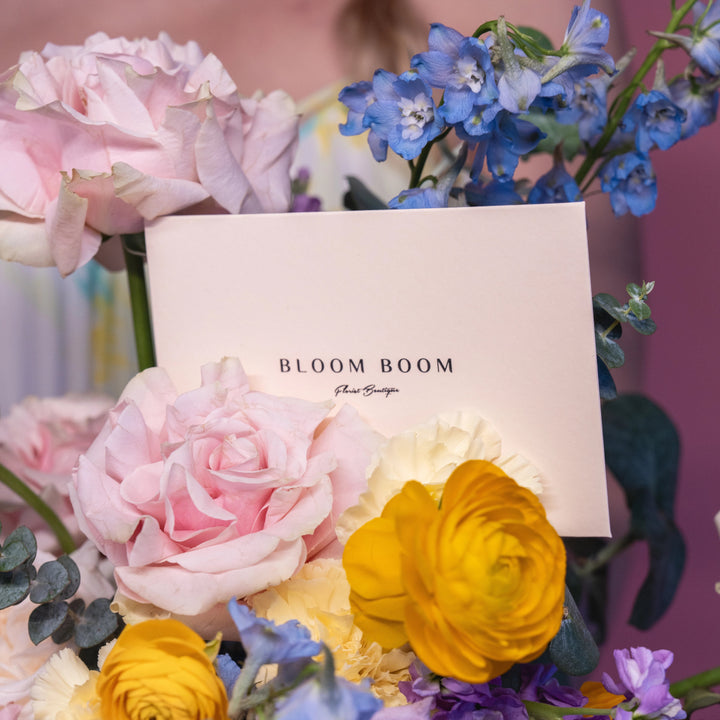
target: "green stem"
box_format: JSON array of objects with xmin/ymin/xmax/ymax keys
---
[
  {"xmin": 122, "ymin": 233, "xmax": 156, "ymax": 371},
  {"xmin": 670, "ymin": 666, "xmax": 720, "ymax": 698},
  {"xmin": 572, "ymin": 532, "xmax": 636, "ymax": 577},
  {"xmin": 574, "ymin": 0, "xmax": 697, "ymax": 187},
  {"xmin": 409, "ymin": 128, "xmax": 452, "ymax": 189},
  {"xmin": 0, "ymin": 462, "xmax": 76, "ymax": 554}
]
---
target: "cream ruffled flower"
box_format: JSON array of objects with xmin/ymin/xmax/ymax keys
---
[
  {"xmin": 336, "ymin": 410, "xmax": 543, "ymax": 544},
  {"xmin": 250, "ymin": 558, "xmax": 414, "ymax": 706},
  {"xmin": 30, "ymin": 649, "xmax": 100, "ymax": 720}
]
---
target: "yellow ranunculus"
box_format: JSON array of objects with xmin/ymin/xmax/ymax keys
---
[
  {"xmin": 96, "ymin": 619, "xmax": 228, "ymax": 720},
  {"xmin": 343, "ymin": 459, "xmax": 566, "ymax": 684}
]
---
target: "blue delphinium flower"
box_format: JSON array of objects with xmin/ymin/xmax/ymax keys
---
[
  {"xmin": 622, "ymin": 90, "xmax": 686, "ymax": 152},
  {"xmin": 528, "ymin": 160, "xmax": 582, "ymax": 203},
  {"xmin": 228, "ymin": 599, "xmax": 321, "ymax": 667},
  {"xmin": 543, "ymin": 0, "xmax": 615, "ymax": 82},
  {"xmin": 363, "ymin": 69, "xmax": 446, "ymax": 160},
  {"xmin": 465, "ymin": 178, "xmax": 524, "ymax": 206},
  {"xmin": 657, "ymin": 1, "xmax": 720, "ymax": 75},
  {"xmin": 494, "ymin": 18, "xmax": 542, "ymax": 114},
  {"xmin": 600, "ymin": 152, "xmax": 657, "ymax": 216},
  {"xmin": 602, "ymin": 647, "xmax": 686, "ymax": 720},
  {"xmin": 463, "ymin": 110, "xmax": 545, "ymax": 181},
  {"xmin": 339, "ymin": 80, "xmax": 388, "ymax": 161},
  {"xmin": 389, "ymin": 143, "xmax": 468, "ymax": 208},
  {"xmin": 555, "ymin": 74, "xmax": 609, "ymax": 143},
  {"xmin": 273, "ymin": 648, "xmax": 382, "ymax": 720},
  {"xmin": 411, "ymin": 24, "xmax": 498, "ymax": 125},
  {"xmin": 668, "ymin": 75, "xmax": 719, "ymax": 138}
]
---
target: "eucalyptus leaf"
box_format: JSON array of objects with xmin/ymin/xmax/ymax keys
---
[
  {"xmin": 56, "ymin": 555, "xmax": 81, "ymax": 600},
  {"xmin": 593, "ymin": 293, "xmax": 627, "ymax": 323},
  {"xmin": 343, "ymin": 176, "xmax": 389, "ymax": 211},
  {"xmin": 0, "ymin": 565, "xmax": 34, "ymax": 609},
  {"xmin": 30, "ymin": 559, "xmax": 71, "ymax": 604},
  {"xmin": 595, "ymin": 333, "xmax": 625, "ymax": 368},
  {"xmin": 52, "ymin": 598, "xmax": 85, "ymax": 645},
  {"xmin": 75, "ymin": 598, "xmax": 121, "ymax": 648},
  {"xmin": 597, "ymin": 357, "xmax": 617, "ymax": 400},
  {"xmin": 628, "ymin": 298, "xmax": 651, "ymax": 320},
  {"xmin": 548, "ymin": 586, "xmax": 599, "ymax": 676},
  {"xmin": 0, "ymin": 526, "xmax": 37, "ymax": 571},
  {"xmin": 29, "ymin": 600, "xmax": 69, "ymax": 645},
  {"xmin": 602, "ymin": 394, "xmax": 684, "ymax": 629},
  {"xmin": 627, "ymin": 314, "xmax": 657, "ymax": 335}
]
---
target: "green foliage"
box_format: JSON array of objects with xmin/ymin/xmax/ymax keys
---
[
  {"xmin": 0, "ymin": 525, "xmax": 121, "ymax": 650},
  {"xmin": 343, "ymin": 176, "xmax": 389, "ymax": 210},
  {"xmin": 548, "ymin": 585, "xmax": 599, "ymax": 676},
  {"xmin": 526, "ymin": 109, "xmax": 582, "ymax": 160},
  {"xmin": 602, "ymin": 394, "xmax": 684, "ymax": 630},
  {"xmin": 593, "ymin": 281, "xmax": 656, "ymax": 372}
]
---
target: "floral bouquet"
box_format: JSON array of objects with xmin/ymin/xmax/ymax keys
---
[{"xmin": 1, "ymin": 2, "xmax": 720, "ymax": 719}]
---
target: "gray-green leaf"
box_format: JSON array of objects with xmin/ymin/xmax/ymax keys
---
[
  {"xmin": 75, "ymin": 598, "xmax": 121, "ymax": 648},
  {"xmin": 0, "ymin": 526, "xmax": 37, "ymax": 572},
  {"xmin": 29, "ymin": 600, "xmax": 69, "ymax": 645}
]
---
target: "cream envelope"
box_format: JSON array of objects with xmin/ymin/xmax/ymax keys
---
[{"xmin": 145, "ymin": 204, "xmax": 609, "ymax": 537}]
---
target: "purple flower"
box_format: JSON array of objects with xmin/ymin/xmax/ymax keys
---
[
  {"xmin": 363, "ymin": 70, "xmax": 446, "ymax": 161},
  {"xmin": 411, "ymin": 24, "xmax": 498, "ymax": 126},
  {"xmin": 602, "ymin": 647, "xmax": 686, "ymax": 720},
  {"xmin": 600, "ymin": 152, "xmax": 657, "ymax": 216}
]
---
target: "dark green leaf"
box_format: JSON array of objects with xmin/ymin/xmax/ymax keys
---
[
  {"xmin": 29, "ymin": 600, "xmax": 69, "ymax": 645},
  {"xmin": 343, "ymin": 176, "xmax": 388, "ymax": 211},
  {"xmin": 30, "ymin": 560, "xmax": 71, "ymax": 604},
  {"xmin": 628, "ymin": 298, "xmax": 651, "ymax": 320},
  {"xmin": 548, "ymin": 585, "xmax": 599, "ymax": 676},
  {"xmin": 52, "ymin": 598, "xmax": 85, "ymax": 645},
  {"xmin": 626, "ymin": 282, "xmax": 642, "ymax": 297},
  {"xmin": 0, "ymin": 526, "xmax": 37, "ymax": 571},
  {"xmin": 602, "ymin": 394, "xmax": 684, "ymax": 629},
  {"xmin": 525, "ymin": 110, "xmax": 582, "ymax": 160},
  {"xmin": 75, "ymin": 598, "xmax": 121, "ymax": 648},
  {"xmin": 597, "ymin": 357, "xmax": 617, "ymax": 400},
  {"xmin": 516, "ymin": 26, "xmax": 555, "ymax": 51},
  {"xmin": 627, "ymin": 314, "xmax": 657, "ymax": 335},
  {"xmin": 0, "ymin": 565, "xmax": 34, "ymax": 609},
  {"xmin": 56, "ymin": 555, "xmax": 81, "ymax": 600},
  {"xmin": 593, "ymin": 293, "xmax": 627, "ymax": 323},
  {"xmin": 595, "ymin": 333, "xmax": 625, "ymax": 368}
]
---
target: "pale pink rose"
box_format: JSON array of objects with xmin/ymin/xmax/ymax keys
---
[
  {"xmin": 0, "ymin": 32, "xmax": 299, "ymax": 275},
  {"xmin": 0, "ymin": 543, "xmax": 113, "ymax": 716},
  {"xmin": 0, "ymin": 394, "xmax": 114, "ymax": 552},
  {"xmin": 71, "ymin": 358, "xmax": 380, "ymax": 625}
]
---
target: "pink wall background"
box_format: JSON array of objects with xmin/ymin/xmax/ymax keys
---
[{"xmin": 597, "ymin": 3, "xmax": 720, "ymax": 686}]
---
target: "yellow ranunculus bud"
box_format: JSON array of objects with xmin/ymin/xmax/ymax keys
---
[
  {"xmin": 343, "ymin": 459, "xmax": 566, "ymax": 684},
  {"xmin": 96, "ymin": 619, "xmax": 228, "ymax": 720}
]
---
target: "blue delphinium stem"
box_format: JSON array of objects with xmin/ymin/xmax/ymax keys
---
[
  {"xmin": 0, "ymin": 461, "xmax": 76, "ymax": 554},
  {"xmin": 575, "ymin": 0, "xmax": 697, "ymax": 189},
  {"xmin": 122, "ymin": 233, "xmax": 156, "ymax": 372}
]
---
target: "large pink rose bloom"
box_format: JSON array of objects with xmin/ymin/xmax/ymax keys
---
[
  {"xmin": 0, "ymin": 394, "xmax": 114, "ymax": 552},
  {"xmin": 70, "ymin": 358, "xmax": 379, "ymax": 625},
  {"xmin": 0, "ymin": 32, "xmax": 299, "ymax": 275}
]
